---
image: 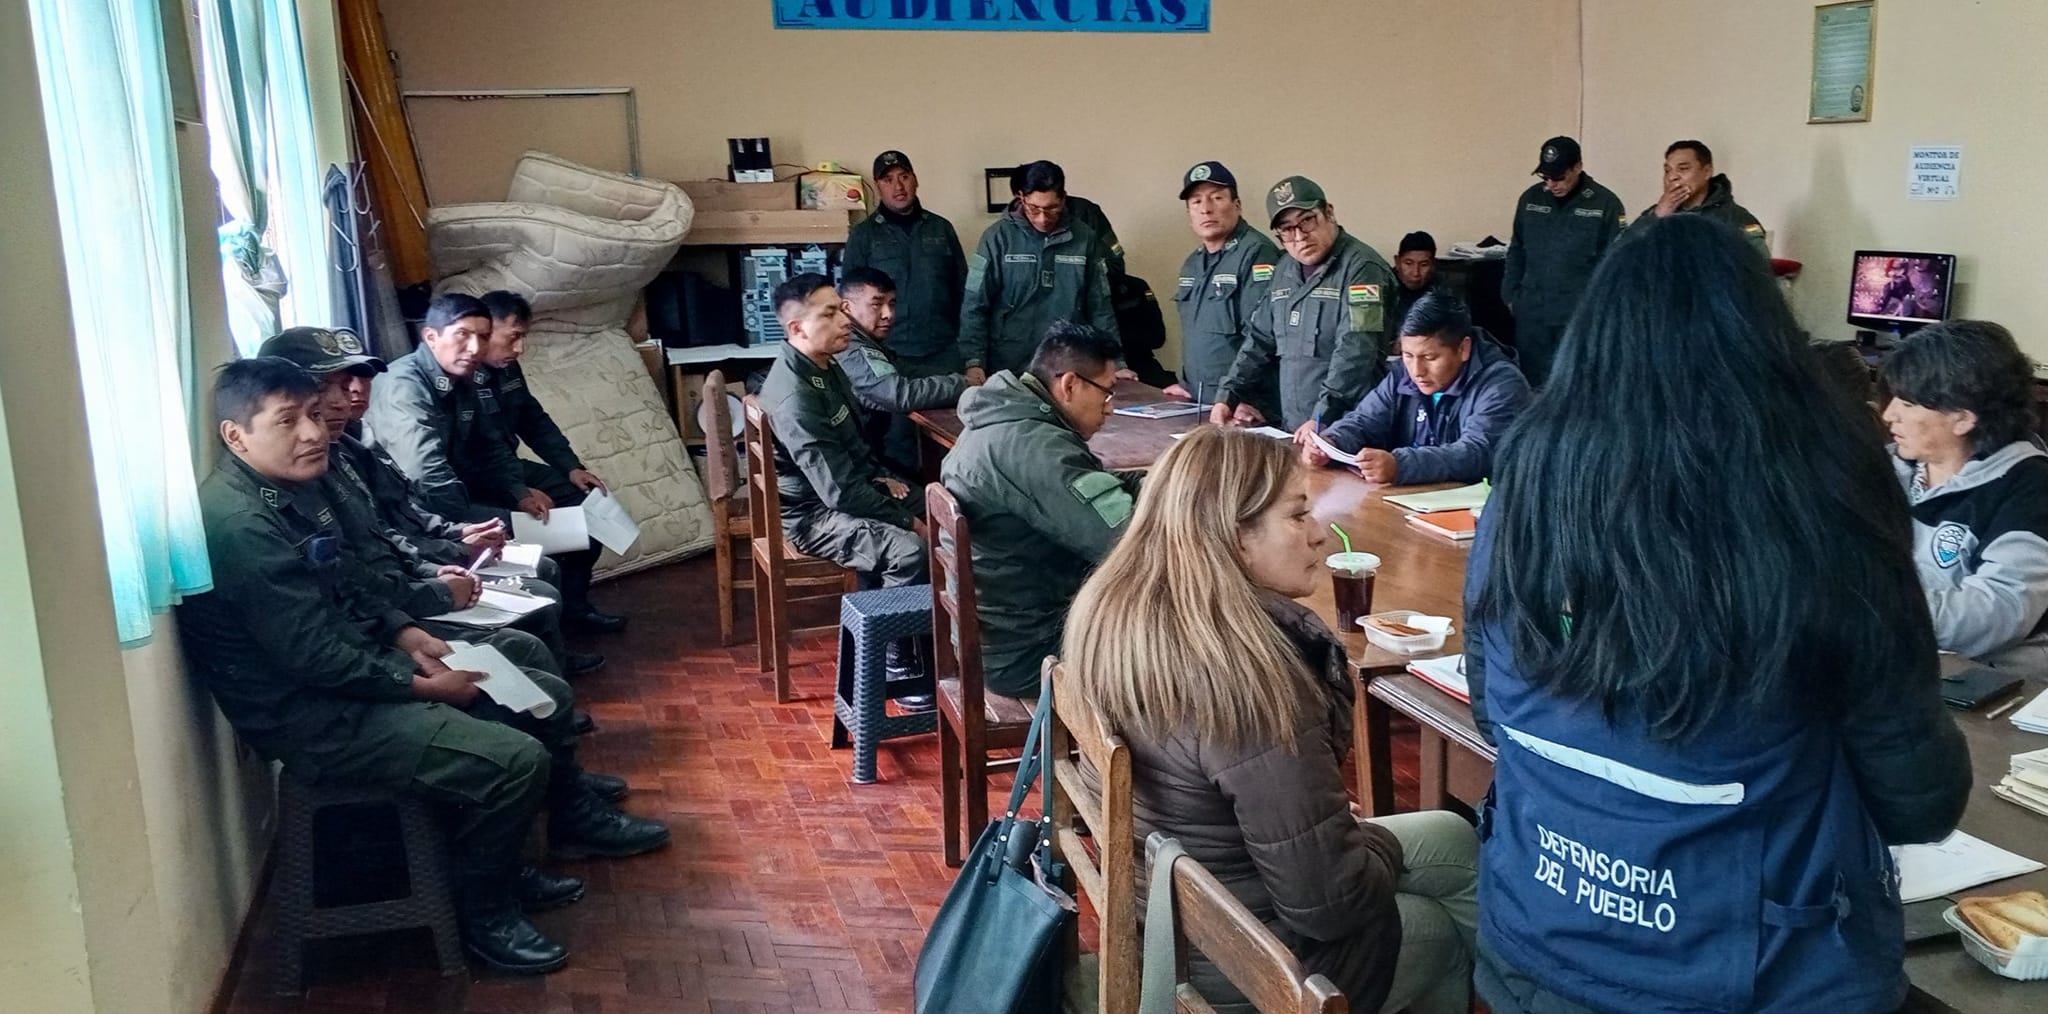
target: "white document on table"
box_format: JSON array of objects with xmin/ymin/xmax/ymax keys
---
[
  {"xmin": 442, "ymin": 641, "xmax": 557, "ymax": 718},
  {"xmin": 1386, "ymin": 482, "xmax": 1492, "ymax": 513},
  {"xmin": 2009, "ymin": 685, "xmax": 2048, "ymax": 734},
  {"xmin": 1890, "ymin": 830, "xmax": 2045, "ymax": 903},
  {"xmin": 511, "ymin": 506, "xmax": 588, "ymax": 555},
  {"xmin": 475, "ymin": 541, "xmax": 542, "ymax": 579},
  {"xmin": 580, "ymin": 488, "xmax": 642, "ymax": 555},
  {"xmin": 430, "ymin": 585, "xmax": 553, "ymax": 628}
]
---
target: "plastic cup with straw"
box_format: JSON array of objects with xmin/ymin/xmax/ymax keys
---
[{"xmin": 1325, "ymin": 523, "xmax": 1381, "ymax": 628}]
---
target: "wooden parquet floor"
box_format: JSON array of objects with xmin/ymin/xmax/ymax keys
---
[{"xmin": 222, "ymin": 555, "xmax": 1424, "ymax": 1014}]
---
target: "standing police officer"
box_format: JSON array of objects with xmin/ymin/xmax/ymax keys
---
[
  {"xmin": 1635, "ymin": 139, "xmax": 1769, "ymax": 260},
  {"xmin": 959, "ymin": 159, "xmax": 1119, "ymax": 381},
  {"xmin": 1502, "ymin": 136, "xmax": 1626, "ymax": 384},
  {"xmin": 1162, "ymin": 161, "xmax": 1281, "ymax": 420},
  {"xmin": 842, "ymin": 150, "xmax": 969, "ymax": 377},
  {"xmin": 1210, "ymin": 176, "xmax": 1399, "ymax": 438}
]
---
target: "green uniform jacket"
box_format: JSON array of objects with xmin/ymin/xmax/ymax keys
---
[
  {"xmin": 327, "ymin": 442, "xmax": 460, "ymax": 617},
  {"xmin": 1502, "ymin": 174, "xmax": 1626, "ymax": 328},
  {"xmin": 1217, "ymin": 228, "xmax": 1397, "ymax": 430},
  {"xmin": 939, "ymin": 371, "xmax": 1140, "ymax": 697},
  {"xmin": 1173, "ymin": 220, "xmax": 1282, "ymax": 396},
  {"xmin": 1066, "ymin": 195, "xmax": 1126, "ymax": 278},
  {"xmin": 758, "ymin": 341, "xmax": 917, "ymax": 529},
  {"xmin": 341, "ymin": 423, "xmax": 469, "ymax": 563},
  {"xmin": 1633, "ymin": 173, "xmax": 1769, "ymax": 260},
  {"xmin": 364, "ymin": 348, "xmax": 526, "ymax": 516},
  {"xmin": 959, "ymin": 209, "xmax": 1119, "ymax": 375},
  {"xmin": 481, "ymin": 360, "xmax": 582, "ymax": 476},
  {"xmin": 835, "ymin": 326, "xmax": 966, "ymax": 461},
  {"xmin": 842, "ymin": 202, "xmax": 968, "ymax": 363},
  {"xmin": 175, "ymin": 454, "xmax": 436, "ymax": 779}
]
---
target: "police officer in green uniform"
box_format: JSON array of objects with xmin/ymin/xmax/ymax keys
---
[
  {"xmin": 960, "ymin": 159, "xmax": 1120, "ymax": 381},
  {"xmin": 1634, "ymin": 139, "xmax": 1769, "ymax": 260},
  {"xmin": 177, "ymin": 359, "xmax": 668, "ymax": 976},
  {"xmin": 940, "ymin": 322, "xmax": 1140, "ymax": 698},
  {"xmin": 1388, "ymin": 230, "xmax": 1442, "ymax": 350},
  {"xmin": 1502, "ymin": 136, "xmax": 1627, "ymax": 384},
  {"xmin": 1162, "ymin": 161, "xmax": 1281, "ymax": 420},
  {"xmin": 1007, "ymin": 161, "xmax": 1128, "ymax": 280},
  {"xmin": 366, "ymin": 293, "xmax": 623, "ymax": 635},
  {"xmin": 834, "ymin": 267, "xmax": 967, "ymax": 475},
  {"xmin": 1210, "ymin": 175, "xmax": 1399, "ymax": 439},
  {"xmin": 842, "ymin": 150, "xmax": 969, "ymax": 376}
]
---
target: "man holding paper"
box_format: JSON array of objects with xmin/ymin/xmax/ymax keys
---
[
  {"xmin": 181, "ymin": 359, "xmax": 670, "ymax": 976},
  {"xmin": 1302, "ymin": 294, "xmax": 1530, "ymax": 486}
]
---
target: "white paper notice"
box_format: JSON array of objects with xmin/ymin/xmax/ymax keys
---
[
  {"xmin": 580, "ymin": 488, "xmax": 642, "ymax": 555},
  {"xmin": 1891, "ymin": 830, "xmax": 2043, "ymax": 903},
  {"xmin": 511, "ymin": 506, "xmax": 589, "ymax": 555},
  {"xmin": 475, "ymin": 541, "xmax": 542, "ymax": 579},
  {"xmin": 1908, "ymin": 146, "xmax": 1962, "ymax": 200},
  {"xmin": 442, "ymin": 641, "xmax": 558, "ymax": 717}
]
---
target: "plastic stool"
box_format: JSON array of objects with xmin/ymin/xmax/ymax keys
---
[
  {"xmin": 831, "ymin": 584, "xmax": 938, "ymax": 783},
  {"xmin": 269, "ymin": 774, "xmax": 464, "ymax": 994}
]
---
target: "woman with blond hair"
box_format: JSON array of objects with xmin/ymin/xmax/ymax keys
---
[{"xmin": 1063, "ymin": 426, "xmax": 1478, "ymax": 1014}]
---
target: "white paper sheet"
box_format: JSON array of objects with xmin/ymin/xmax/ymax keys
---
[
  {"xmin": 580, "ymin": 488, "xmax": 642, "ymax": 555},
  {"xmin": 430, "ymin": 586, "xmax": 553, "ymax": 628},
  {"xmin": 1309, "ymin": 430, "xmax": 1361, "ymax": 466},
  {"xmin": 475, "ymin": 541, "xmax": 542, "ymax": 579},
  {"xmin": 511, "ymin": 506, "xmax": 589, "ymax": 555},
  {"xmin": 1891, "ymin": 831, "xmax": 2045, "ymax": 903},
  {"xmin": 2009, "ymin": 686, "xmax": 2048, "ymax": 734},
  {"xmin": 1385, "ymin": 482, "xmax": 1492, "ymax": 513},
  {"xmin": 442, "ymin": 641, "xmax": 557, "ymax": 717}
]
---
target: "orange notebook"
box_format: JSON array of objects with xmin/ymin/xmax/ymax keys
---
[{"xmin": 1406, "ymin": 509, "xmax": 1477, "ymax": 541}]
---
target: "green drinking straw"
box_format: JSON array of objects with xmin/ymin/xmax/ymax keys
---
[{"xmin": 1329, "ymin": 523, "xmax": 1353, "ymax": 554}]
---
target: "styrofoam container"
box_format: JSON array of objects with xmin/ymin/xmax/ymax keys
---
[
  {"xmin": 1359, "ymin": 611, "xmax": 1453, "ymax": 655},
  {"xmin": 1943, "ymin": 904, "xmax": 2048, "ymax": 980}
]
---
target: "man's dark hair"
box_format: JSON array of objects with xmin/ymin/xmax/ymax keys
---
[
  {"xmin": 1665, "ymin": 139, "xmax": 1713, "ymax": 165},
  {"xmin": 1476, "ymin": 214, "xmax": 1929, "ymax": 743},
  {"xmin": 1013, "ymin": 159, "xmax": 1066, "ymax": 198},
  {"xmin": 772, "ymin": 273, "xmax": 837, "ymax": 323},
  {"xmin": 837, "ymin": 266, "xmax": 897, "ymax": 298},
  {"xmin": 423, "ymin": 291, "xmax": 491, "ymax": 330},
  {"xmin": 1883, "ymin": 320, "xmax": 2038, "ymax": 455},
  {"xmin": 1398, "ymin": 231, "xmax": 1437, "ymax": 257},
  {"xmin": 1027, "ymin": 320, "xmax": 1122, "ymax": 390},
  {"xmin": 215, "ymin": 356, "xmax": 318, "ymax": 428},
  {"xmin": 479, "ymin": 290, "xmax": 532, "ymax": 324},
  {"xmin": 1400, "ymin": 293, "xmax": 1472, "ymax": 345}
]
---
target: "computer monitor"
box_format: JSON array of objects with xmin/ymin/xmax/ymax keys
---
[{"xmin": 1847, "ymin": 250, "xmax": 1955, "ymax": 333}]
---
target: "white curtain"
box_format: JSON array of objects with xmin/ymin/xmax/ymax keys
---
[{"xmin": 26, "ymin": 0, "xmax": 213, "ymax": 646}]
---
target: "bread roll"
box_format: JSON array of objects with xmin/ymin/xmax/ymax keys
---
[{"xmin": 1959, "ymin": 891, "xmax": 2048, "ymax": 951}]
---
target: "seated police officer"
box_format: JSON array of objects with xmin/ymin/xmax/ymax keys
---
[
  {"xmin": 259, "ymin": 327, "xmax": 604, "ymax": 680},
  {"xmin": 366, "ymin": 293, "xmax": 623, "ymax": 635},
  {"xmin": 941, "ymin": 322, "xmax": 1140, "ymax": 698},
  {"xmin": 1388, "ymin": 230, "xmax": 1441, "ymax": 353},
  {"xmin": 177, "ymin": 359, "xmax": 669, "ymax": 976},
  {"xmin": 1302, "ymin": 294, "xmax": 1532, "ymax": 485},
  {"xmin": 835, "ymin": 266, "xmax": 967, "ymax": 474}
]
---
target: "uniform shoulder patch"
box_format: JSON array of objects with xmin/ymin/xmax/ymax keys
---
[
  {"xmin": 1251, "ymin": 264, "xmax": 1275, "ymax": 282},
  {"xmin": 1742, "ymin": 222, "xmax": 1766, "ymax": 236},
  {"xmin": 1068, "ymin": 470, "xmax": 1134, "ymax": 528},
  {"xmin": 1931, "ymin": 521, "xmax": 1971, "ymax": 569},
  {"xmin": 1347, "ymin": 283, "xmax": 1382, "ymax": 305},
  {"xmin": 860, "ymin": 348, "xmax": 899, "ymax": 376}
]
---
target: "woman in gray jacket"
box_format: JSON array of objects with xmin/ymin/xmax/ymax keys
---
[{"xmin": 1063, "ymin": 426, "xmax": 1478, "ymax": 1013}]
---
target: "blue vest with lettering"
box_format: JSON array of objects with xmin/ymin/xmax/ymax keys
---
[{"xmin": 1469, "ymin": 517, "xmax": 1905, "ymax": 1013}]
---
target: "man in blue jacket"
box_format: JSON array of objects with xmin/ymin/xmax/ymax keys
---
[{"xmin": 1303, "ymin": 293, "xmax": 1530, "ymax": 485}]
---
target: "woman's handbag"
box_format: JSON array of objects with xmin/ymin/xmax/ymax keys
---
[{"xmin": 913, "ymin": 677, "xmax": 1076, "ymax": 1014}]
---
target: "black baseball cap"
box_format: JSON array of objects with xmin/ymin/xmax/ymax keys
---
[
  {"xmin": 258, "ymin": 327, "xmax": 385, "ymax": 375},
  {"xmin": 1533, "ymin": 136, "xmax": 1582, "ymax": 178},
  {"xmin": 873, "ymin": 150, "xmax": 914, "ymax": 179},
  {"xmin": 1178, "ymin": 160, "xmax": 1238, "ymax": 200}
]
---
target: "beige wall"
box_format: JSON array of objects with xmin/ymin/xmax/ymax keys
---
[
  {"xmin": 383, "ymin": 0, "xmax": 1583, "ymax": 363},
  {"xmin": 1582, "ymin": 0, "xmax": 2048, "ymax": 352}
]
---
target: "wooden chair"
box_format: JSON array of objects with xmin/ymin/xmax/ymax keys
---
[
  {"xmin": 926, "ymin": 481, "xmax": 1034, "ymax": 867},
  {"xmin": 1049, "ymin": 659, "xmax": 1140, "ymax": 1014},
  {"xmin": 743, "ymin": 399, "xmax": 856, "ymax": 702},
  {"xmin": 701, "ymin": 371, "xmax": 752, "ymax": 646},
  {"xmin": 1146, "ymin": 834, "xmax": 1349, "ymax": 1014}
]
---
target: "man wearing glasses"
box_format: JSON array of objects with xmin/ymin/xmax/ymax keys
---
[
  {"xmin": 1502, "ymin": 136, "xmax": 1626, "ymax": 385},
  {"xmin": 940, "ymin": 322, "xmax": 1140, "ymax": 699},
  {"xmin": 959, "ymin": 159, "xmax": 1121, "ymax": 382},
  {"xmin": 1209, "ymin": 175, "xmax": 1399, "ymax": 441}
]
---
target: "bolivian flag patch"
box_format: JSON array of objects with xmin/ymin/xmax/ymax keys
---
[
  {"xmin": 1251, "ymin": 264, "xmax": 1275, "ymax": 282},
  {"xmin": 1743, "ymin": 222, "xmax": 1765, "ymax": 237},
  {"xmin": 1347, "ymin": 284, "xmax": 1381, "ymax": 305}
]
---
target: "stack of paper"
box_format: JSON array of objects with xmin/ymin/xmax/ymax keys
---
[
  {"xmin": 1407, "ymin": 655, "xmax": 1470, "ymax": 702},
  {"xmin": 2010, "ymin": 686, "xmax": 2048, "ymax": 734},
  {"xmin": 1385, "ymin": 482, "xmax": 1491, "ymax": 513},
  {"xmin": 1891, "ymin": 831, "xmax": 2046, "ymax": 903},
  {"xmin": 1994, "ymin": 748, "xmax": 2048, "ymax": 816}
]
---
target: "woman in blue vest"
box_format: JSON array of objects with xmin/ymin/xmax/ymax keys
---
[{"xmin": 1463, "ymin": 215, "xmax": 1971, "ymax": 1014}]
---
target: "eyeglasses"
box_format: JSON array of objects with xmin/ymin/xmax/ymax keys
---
[
  {"xmin": 1072, "ymin": 372, "xmax": 1116, "ymax": 404},
  {"xmin": 1274, "ymin": 209, "xmax": 1325, "ymax": 241}
]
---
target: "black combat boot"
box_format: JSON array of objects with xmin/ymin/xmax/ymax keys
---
[{"xmin": 459, "ymin": 874, "xmax": 569, "ymax": 974}]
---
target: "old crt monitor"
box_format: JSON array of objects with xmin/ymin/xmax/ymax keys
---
[{"xmin": 1848, "ymin": 250, "xmax": 1955, "ymax": 333}]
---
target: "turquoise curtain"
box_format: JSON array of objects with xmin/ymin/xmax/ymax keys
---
[
  {"xmin": 26, "ymin": 0, "xmax": 214, "ymax": 647},
  {"xmin": 261, "ymin": 0, "xmax": 337, "ymax": 333}
]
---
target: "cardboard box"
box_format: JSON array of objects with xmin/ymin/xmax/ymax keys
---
[
  {"xmin": 799, "ymin": 172, "xmax": 868, "ymax": 212},
  {"xmin": 682, "ymin": 209, "xmax": 851, "ymax": 246},
  {"xmin": 677, "ymin": 179, "xmax": 797, "ymax": 212}
]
